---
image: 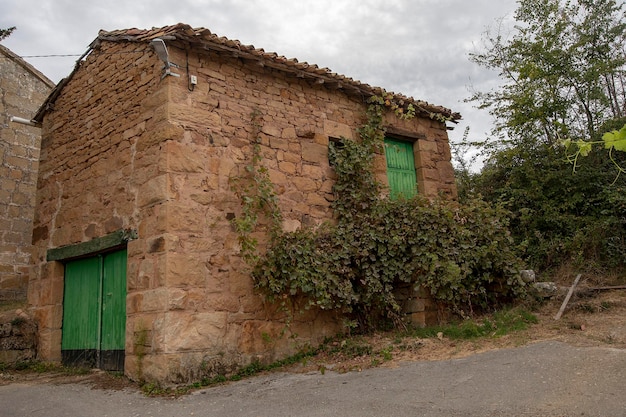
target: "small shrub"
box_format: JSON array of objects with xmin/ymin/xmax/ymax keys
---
[
  {"xmin": 379, "ymin": 346, "xmax": 393, "ymax": 361},
  {"xmin": 10, "ymin": 317, "xmax": 26, "ymax": 326}
]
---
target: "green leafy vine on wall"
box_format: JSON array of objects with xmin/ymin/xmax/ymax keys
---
[
  {"xmin": 230, "ymin": 109, "xmax": 283, "ymax": 265},
  {"xmin": 232, "ymin": 96, "xmax": 525, "ymax": 330}
]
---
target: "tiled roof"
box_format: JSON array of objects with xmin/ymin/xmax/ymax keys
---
[
  {"xmin": 35, "ymin": 23, "xmax": 460, "ymax": 123},
  {"xmin": 97, "ymin": 23, "xmax": 460, "ymax": 121}
]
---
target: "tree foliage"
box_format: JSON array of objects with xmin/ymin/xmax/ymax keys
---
[
  {"xmin": 463, "ymin": 0, "xmax": 626, "ymax": 272},
  {"xmin": 0, "ymin": 27, "xmax": 16, "ymax": 41},
  {"xmin": 470, "ymin": 0, "xmax": 626, "ymax": 147},
  {"xmin": 466, "ymin": 142, "xmax": 626, "ymax": 271}
]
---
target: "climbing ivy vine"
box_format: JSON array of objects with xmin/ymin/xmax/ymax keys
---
[
  {"xmin": 230, "ymin": 109, "xmax": 283, "ymax": 265},
  {"xmin": 233, "ymin": 96, "xmax": 525, "ymax": 330}
]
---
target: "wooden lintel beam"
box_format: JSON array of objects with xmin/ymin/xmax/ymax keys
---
[{"xmin": 47, "ymin": 229, "xmax": 138, "ymax": 262}]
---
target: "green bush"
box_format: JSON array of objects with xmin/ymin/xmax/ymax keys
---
[
  {"xmin": 253, "ymin": 196, "xmax": 525, "ymax": 328},
  {"xmin": 464, "ymin": 142, "xmax": 626, "ymax": 272}
]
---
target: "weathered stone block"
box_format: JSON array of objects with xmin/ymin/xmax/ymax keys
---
[
  {"xmin": 164, "ymin": 253, "xmax": 207, "ymax": 287},
  {"xmin": 417, "ymin": 139, "xmax": 439, "ymax": 153},
  {"xmin": 128, "ymin": 288, "xmax": 169, "ymax": 313},
  {"xmin": 261, "ymin": 124, "xmax": 281, "ymax": 138},
  {"xmin": 305, "ymin": 192, "xmax": 330, "ymax": 206},
  {"xmin": 281, "ymin": 126, "xmax": 297, "ymax": 139},
  {"xmin": 323, "ymin": 120, "xmax": 353, "ymax": 139},
  {"xmin": 160, "ymin": 311, "xmax": 228, "ymax": 351},
  {"xmin": 166, "ymin": 204, "xmax": 205, "ymax": 234},
  {"xmin": 138, "ymin": 175, "xmax": 169, "ymax": 207},
  {"xmin": 301, "ymin": 141, "xmax": 329, "ymax": 164},
  {"xmin": 136, "ymin": 122, "xmax": 185, "ymax": 152},
  {"xmin": 164, "ymin": 141, "xmax": 208, "ymax": 173},
  {"xmin": 237, "ymin": 320, "xmax": 281, "ymax": 354},
  {"xmin": 291, "ymin": 177, "xmax": 318, "ymax": 192}
]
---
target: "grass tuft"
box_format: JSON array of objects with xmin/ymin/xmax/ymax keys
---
[{"xmin": 407, "ymin": 307, "xmax": 538, "ymax": 340}]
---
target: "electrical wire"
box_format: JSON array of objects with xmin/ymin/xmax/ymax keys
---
[
  {"xmin": 1, "ymin": 49, "xmax": 150, "ymax": 59},
  {"xmin": 19, "ymin": 54, "xmax": 82, "ymax": 58}
]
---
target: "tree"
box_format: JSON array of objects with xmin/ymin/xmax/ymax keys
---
[
  {"xmin": 469, "ymin": 0, "xmax": 626, "ymax": 148},
  {"xmin": 0, "ymin": 27, "xmax": 16, "ymax": 41},
  {"xmin": 470, "ymin": 141, "xmax": 626, "ymax": 272},
  {"xmin": 462, "ymin": 0, "xmax": 626, "ymax": 273}
]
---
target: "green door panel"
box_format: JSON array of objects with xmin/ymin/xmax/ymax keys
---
[
  {"xmin": 62, "ymin": 256, "xmax": 101, "ymax": 351},
  {"xmin": 101, "ymin": 249, "xmax": 127, "ymax": 351},
  {"xmin": 384, "ymin": 138, "xmax": 417, "ymax": 199}
]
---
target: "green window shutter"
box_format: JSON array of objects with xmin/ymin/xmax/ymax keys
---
[{"xmin": 384, "ymin": 138, "xmax": 417, "ymax": 199}]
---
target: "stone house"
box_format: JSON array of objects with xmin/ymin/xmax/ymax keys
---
[
  {"xmin": 0, "ymin": 44, "xmax": 54, "ymax": 302},
  {"xmin": 29, "ymin": 24, "xmax": 459, "ymax": 384}
]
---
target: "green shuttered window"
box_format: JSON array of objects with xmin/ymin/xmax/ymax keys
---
[{"xmin": 384, "ymin": 138, "xmax": 417, "ymax": 199}]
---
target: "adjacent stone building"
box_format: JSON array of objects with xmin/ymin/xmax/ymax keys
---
[
  {"xmin": 0, "ymin": 44, "xmax": 54, "ymax": 302},
  {"xmin": 29, "ymin": 24, "xmax": 459, "ymax": 383}
]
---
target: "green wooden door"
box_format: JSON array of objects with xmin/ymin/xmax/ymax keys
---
[
  {"xmin": 61, "ymin": 249, "xmax": 127, "ymax": 371},
  {"xmin": 100, "ymin": 249, "xmax": 127, "ymax": 370},
  {"xmin": 61, "ymin": 257, "xmax": 101, "ymax": 367},
  {"xmin": 384, "ymin": 138, "xmax": 417, "ymax": 199}
]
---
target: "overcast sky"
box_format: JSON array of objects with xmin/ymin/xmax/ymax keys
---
[{"xmin": 0, "ymin": 0, "xmax": 518, "ymax": 153}]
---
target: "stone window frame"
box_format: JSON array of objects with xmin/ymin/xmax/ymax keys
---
[{"xmin": 385, "ymin": 127, "xmax": 427, "ymax": 196}]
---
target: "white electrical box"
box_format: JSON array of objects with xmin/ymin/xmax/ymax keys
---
[{"xmin": 190, "ymin": 75, "xmax": 198, "ymax": 85}]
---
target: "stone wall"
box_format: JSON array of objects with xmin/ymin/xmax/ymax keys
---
[
  {"xmin": 30, "ymin": 40, "xmax": 164, "ymax": 367},
  {"xmin": 0, "ymin": 309, "xmax": 37, "ymax": 364},
  {"xmin": 31, "ymin": 37, "xmax": 457, "ymax": 384},
  {"xmin": 0, "ymin": 45, "xmax": 54, "ymax": 302},
  {"xmin": 395, "ymin": 284, "xmax": 443, "ymax": 327}
]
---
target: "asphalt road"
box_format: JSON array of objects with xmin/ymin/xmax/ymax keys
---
[{"xmin": 1, "ymin": 340, "xmax": 625, "ymax": 417}]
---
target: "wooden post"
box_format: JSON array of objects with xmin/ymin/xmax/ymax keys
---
[{"xmin": 554, "ymin": 274, "xmax": 582, "ymax": 320}]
